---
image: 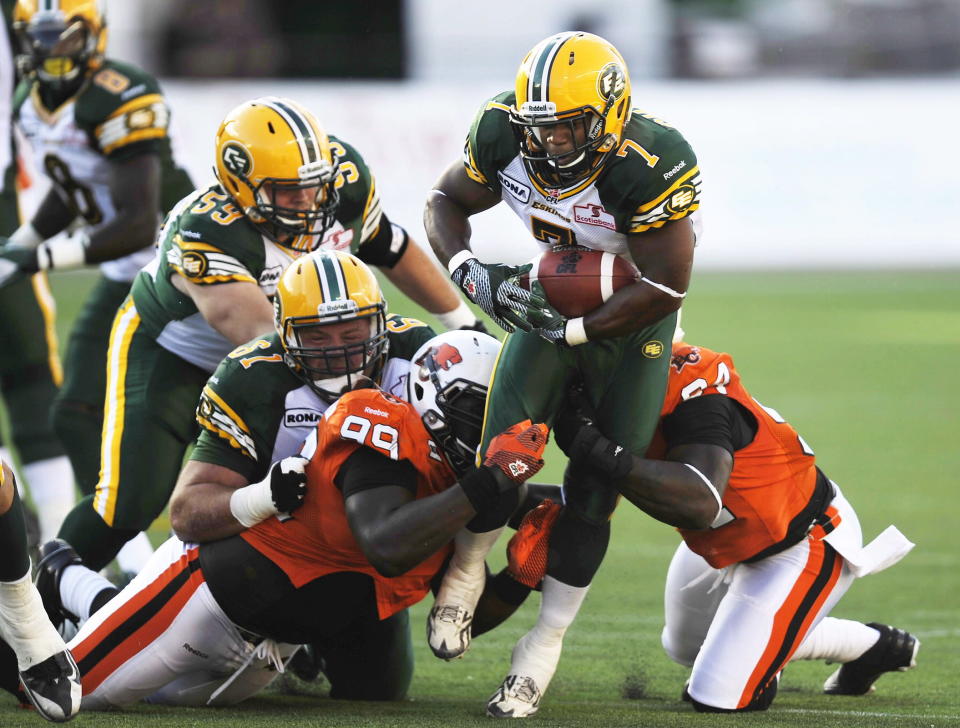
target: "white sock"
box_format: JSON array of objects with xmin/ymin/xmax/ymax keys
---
[
  {"xmin": 509, "ymin": 576, "xmax": 590, "ymax": 691},
  {"xmin": 23, "ymin": 455, "xmax": 76, "ymax": 542},
  {"xmin": 436, "ymin": 527, "xmax": 504, "ymax": 609},
  {"xmin": 791, "ymin": 617, "xmax": 882, "ymax": 663},
  {"xmin": 115, "ymin": 532, "xmax": 154, "ymax": 574},
  {"xmin": 60, "ymin": 563, "xmax": 117, "ymax": 622},
  {"xmin": 0, "ymin": 570, "xmax": 68, "ymax": 670}
]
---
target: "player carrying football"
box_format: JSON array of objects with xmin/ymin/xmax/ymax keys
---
[{"xmin": 424, "ymin": 31, "xmax": 700, "ymax": 716}]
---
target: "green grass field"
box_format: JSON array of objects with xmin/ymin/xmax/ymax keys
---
[{"xmin": 2, "ymin": 268, "xmax": 958, "ymax": 727}]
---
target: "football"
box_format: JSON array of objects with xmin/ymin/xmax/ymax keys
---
[{"xmin": 518, "ymin": 246, "xmax": 639, "ymax": 318}]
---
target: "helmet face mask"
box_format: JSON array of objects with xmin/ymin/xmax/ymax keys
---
[
  {"xmin": 510, "ymin": 32, "xmax": 631, "ymax": 190},
  {"xmin": 407, "ymin": 331, "xmax": 502, "ymax": 476},
  {"xmin": 215, "ymin": 97, "xmax": 341, "ymax": 251},
  {"xmin": 14, "ymin": 1, "xmax": 105, "ymax": 93},
  {"xmin": 274, "ymin": 251, "xmax": 388, "ymax": 400}
]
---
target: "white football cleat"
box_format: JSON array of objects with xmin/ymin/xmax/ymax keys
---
[
  {"xmin": 486, "ymin": 674, "xmax": 542, "ymax": 718},
  {"xmin": 19, "ymin": 649, "xmax": 82, "ymax": 722}
]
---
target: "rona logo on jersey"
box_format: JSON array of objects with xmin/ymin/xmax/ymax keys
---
[
  {"xmin": 221, "ymin": 141, "xmax": 252, "ymax": 177},
  {"xmin": 497, "ymin": 171, "xmax": 530, "ymax": 204},
  {"xmin": 285, "ymin": 408, "xmax": 322, "ymax": 426}
]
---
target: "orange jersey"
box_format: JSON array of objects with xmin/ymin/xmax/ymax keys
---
[
  {"xmin": 242, "ymin": 387, "xmax": 456, "ymax": 620},
  {"xmin": 647, "ymin": 343, "xmax": 822, "ymax": 568}
]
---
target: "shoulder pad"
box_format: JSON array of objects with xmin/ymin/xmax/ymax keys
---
[{"xmin": 464, "ymin": 91, "xmax": 517, "ymax": 188}]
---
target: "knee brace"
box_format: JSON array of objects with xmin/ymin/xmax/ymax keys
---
[
  {"xmin": 545, "ymin": 506, "xmax": 610, "ymax": 588},
  {"xmin": 562, "ymin": 462, "xmax": 619, "ymax": 527}
]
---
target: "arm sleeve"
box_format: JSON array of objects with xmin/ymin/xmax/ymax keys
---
[
  {"xmin": 354, "ymin": 210, "xmax": 409, "ymax": 268},
  {"xmin": 335, "ymin": 445, "xmax": 418, "ymax": 499},
  {"xmin": 660, "ymin": 394, "xmax": 757, "ymax": 453}
]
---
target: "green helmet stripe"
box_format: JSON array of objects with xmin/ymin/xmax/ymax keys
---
[
  {"xmin": 262, "ymin": 97, "xmax": 318, "ymax": 166},
  {"xmin": 319, "ymin": 253, "xmax": 345, "ymax": 302},
  {"xmin": 529, "ymin": 35, "xmax": 564, "ymax": 103}
]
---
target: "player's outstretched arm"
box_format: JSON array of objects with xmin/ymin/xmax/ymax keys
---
[
  {"xmin": 170, "ymin": 457, "xmax": 307, "ymax": 542},
  {"xmin": 555, "ymin": 389, "xmax": 728, "ymax": 529}
]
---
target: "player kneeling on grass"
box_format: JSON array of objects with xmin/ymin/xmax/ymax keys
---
[
  {"xmin": 0, "ymin": 331, "xmax": 550, "ymax": 709},
  {"xmin": 545, "ymin": 338, "xmax": 918, "ymax": 712}
]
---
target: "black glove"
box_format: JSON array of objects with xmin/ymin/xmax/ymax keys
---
[
  {"xmin": 450, "ymin": 256, "xmax": 542, "ymax": 334},
  {"xmin": 554, "ymin": 385, "xmax": 632, "ymax": 479},
  {"xmin": 269, "ymin": 456, "xmax": 309, "ymax": 514}
]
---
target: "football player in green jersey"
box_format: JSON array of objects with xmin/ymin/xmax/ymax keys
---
[
  {"xmin": 0, "ymin": 0, "xmax": 194, "ymax": 561},
  {"xmin": 424, "ymin": 31, "xmax": 700, "ymax": 716},
  {"xmin": 49, "ymin": 94, "xmax": 479, "ymax": 578},
  {"xmin": 168, "ymin": 249, "xmax": 437, "ymax": 545},
  {"xmin": 0, "ymin": 0, "xmax": 78, "ymax": 546}
]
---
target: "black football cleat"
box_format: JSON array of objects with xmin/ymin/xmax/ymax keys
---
[
  {"xmin": 35, "ymin": 540, "xmax": 83, "ymax": 630},
  {"xmin": 823, "ymin": 622, "xmax": 919, "ymax": 695},
  {"xmin": 19, "ymin": 649, "xmax": 81, "ymax": 722}
]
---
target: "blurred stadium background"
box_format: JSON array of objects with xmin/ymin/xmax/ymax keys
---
[{"xmin": 4, "ymin": 1, "xmax": 960, "ymax": 725}]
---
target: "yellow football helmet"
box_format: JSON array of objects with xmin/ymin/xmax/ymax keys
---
[
  {"xmin": 274, "ymin": 250, "xmax": 388, "ymax": 399},
  {"xmin": 214, "ymin": 97, "xmax": 341, "ymax": 251},
  {"xmin": 511, "ymin": 31, "xmax": 632, "ymax": 188},
  {"xmin": 13, "ymin": 0, "xmax": 107, "ymax": 87}
]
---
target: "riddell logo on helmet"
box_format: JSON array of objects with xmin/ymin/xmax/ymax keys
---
[{"xmin": 520, "ymin": 101, "xmax": 556, "ymax": 115}]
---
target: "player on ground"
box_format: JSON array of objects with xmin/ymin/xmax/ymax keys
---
[
  {"xmin": 5, "ymin": 331, "xmax": 549, "ymax": 709},
  {"xmin": 552, "ymin": 337, "xmax": 918, "ymax": 712},
  {"xmin": 423, "ymin": 31, "xmax": 700, "ymax": 716},
  {"xmin": 1, "ymin": 0, "xmax": 194, "ymax": 520},
  {"xmin": 0, "ymin": 456, "xmax": 80, "ymax": 722}
]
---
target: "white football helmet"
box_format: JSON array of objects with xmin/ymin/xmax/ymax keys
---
[{"xmin": 407, "ymin": 330, "xmax": 501, "ymax": 474}]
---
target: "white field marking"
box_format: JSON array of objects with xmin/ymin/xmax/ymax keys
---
[{"xmin": 781, "ymin": 708, "xmax": 960, "ymax": 722}]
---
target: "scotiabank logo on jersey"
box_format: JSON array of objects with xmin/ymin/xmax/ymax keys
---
[{"xmin": 573, "ymin": 204, "xmax": 615, "ymax": 231}]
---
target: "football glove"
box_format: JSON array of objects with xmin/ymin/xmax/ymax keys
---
[
  {"xmin": 450, "ymin": 256, "xmax": 541, "ymax": 334},
  {"xmin": 457, "ymin": 420, "xmax": 550, "ymax": 515},
  {"xmin": 506, "ymin": 498, "xmax": 562, "ymax": 589},
  {"xmin": 229, "ymin": 455, "xmax": 309, "ymax": 527},
  {"xmin": 525, "ymin": 282, "xmax": 586, "ymax": 347},
  {"xmin": 554, "ymin": 385, "xmax": 632, "ymax": 479},
  {"xmin": 0, "ymin": 233, "xmax": 88, "ymax": 287}
]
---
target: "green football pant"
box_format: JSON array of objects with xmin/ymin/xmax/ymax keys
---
[
  {"xmin": 51, "ymin": 275, "xmax": 131, "ymax": 495},
  {"xmin": 479, "ymin": 312, "xmax": 676, "ymax": 586},
  {"xmin": 57, "ymin": 297, "xmax": 208, "ymax": 570},
  {"xmin": 0, "ymin": 272, "xmax": 65, "ymax": 464}
]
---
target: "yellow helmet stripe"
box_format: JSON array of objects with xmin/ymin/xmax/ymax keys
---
[
  {"xmin": 528, "ymin": 32, "xmax": 574, "ymax": 103},
  {"xmin": 261, "ymin": 97, "xmax": 319, "ymax": 166}
]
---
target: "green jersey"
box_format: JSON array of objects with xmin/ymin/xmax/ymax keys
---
[
  {"xmin": 131, "ymin": 133, "xmax": 401, "ymax": 373},
  {"xmin": 191, "ymin": 315, "xmax": 435, "ymax": 481},
  {"xmin": 463, "ymin": 91, "xmax": 701, "ymax": 256},
  {"xmin": 12, "ymin": 58, "xmax": 193, "ymax": 281}
]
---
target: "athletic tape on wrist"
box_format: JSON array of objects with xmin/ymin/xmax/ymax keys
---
[
  {"xmin": 229, "ymin": 478, "xmax": 278, "ymax": 528},
  {"xmin": 435, "ymin": 300, "xmax": 477, "ymax": 330},
  {"xmin": 564, "ymin": 317, "xmax": 588, "ymax": 346},
  {"xmin": 447, "ymin": 249, "xmax": 477, "ymax": 275}
]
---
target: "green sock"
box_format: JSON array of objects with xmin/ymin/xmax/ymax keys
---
[
  {"xmin": 57, "ymin": 495, "xmax": 139, "ymax": 571},
  {"xmin": 0, "ymin": 488, "xmax": 30, "ymax": 582}
]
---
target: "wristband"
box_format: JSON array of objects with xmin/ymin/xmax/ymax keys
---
[
  {"xmin": 435, "ymin": 300, "xmax": 477, "ymax": 330},
  {"xmin": 9, "ymin": 223, "xmax": 44, "ymax": 249},
  {"xmin": 457, "ymin": 465, "xmax": 501, "ymax": 514},
  {"xmin": 229, "ymin": 477, "xmax": 278, "ymax": 528},
  {"xmin": 564, "ymin": 317, "xmax": 588, "ymax": 346},
  {"xmin": 447, "ymin": 249, "xmax": 477, "ymax": 276},
  {"xmin": 37, "ymin": 233, "xmax": 88, "ymax": 271}
]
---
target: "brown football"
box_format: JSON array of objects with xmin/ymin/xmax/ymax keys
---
[{"xmin": 517, "ymin": 246, "xmax": 640, "ymax": 318}]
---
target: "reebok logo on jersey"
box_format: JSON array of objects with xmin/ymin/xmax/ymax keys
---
[
  {"xmin": 182, "ymin": 643, "xmax": 209, "ymax": 659},
  {"xmin": 180, "ymin": 229, "xmax": 201, "ymax": 239},
  {"xmin": 662, "ymin": 160, "xmax": 687, "ymax": 180},
  {"xmin": 363, "ymin": 406, "xmax": 389, "ymax": 418},
  {"xmin": 574, "ymin": 204, "xmax": 615, "ymax": 231},
  {"xmin": 613, "ymin": 445, "xmax": 623, "ymax": 457},
  {"xmin": 497, "ymin": 171, "xmax": 531, "ymax": 204},
  {"xmin": 285, "ymin": 409, "xmax": 322, "ymax": 426},
  {"xmin": 508, "ymin": 460, "xmax": 529, "ymax": 478}
]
